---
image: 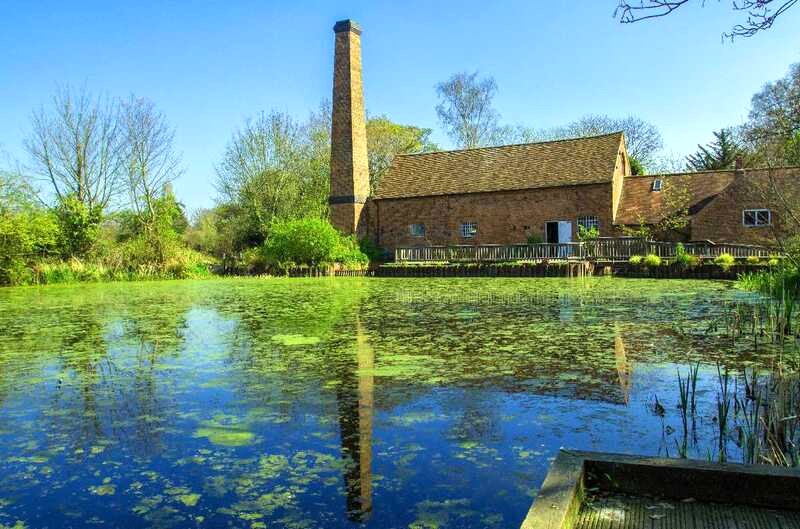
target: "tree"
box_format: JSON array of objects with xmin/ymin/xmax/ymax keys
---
[
  {"xmin": 25, "ymin": 86, "xmax": 123, "ymax": 210},
  {"xmin": 743, "ymin": 62, "xmax": 800, "ymax": 165},
  {"xmin": 504, "ymin": 114, "xmax": 663, "ymax": 167},
  {"xmin": 686, "ymin": 129, "xmax": 741, "ymax": 170},
  {"xmin": 215, "ymin": 110, "xmax": 329, "ymax": 250},
  {"xmin": 120, "ymin": 96, "xmax": 183, "ymax": 228},
  {"xmin": 435, "ymin": 72, "xmax": 500, "ymax": 149},
  {"xmin": 366, "ymin": 117, "xmax": 437, "ymax": 193},
  {"xmin": 614, "ymin": 0, "xmax": 797, "ymax": 39}
]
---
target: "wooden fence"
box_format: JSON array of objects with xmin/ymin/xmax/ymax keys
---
[{"xmin": 394, "ymin": 237, "xmax": 777, "ymax": 263}]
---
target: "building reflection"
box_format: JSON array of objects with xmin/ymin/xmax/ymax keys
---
[{"xmin": 335, "ymin": 317, "xmax": 374, "ymax": 522}]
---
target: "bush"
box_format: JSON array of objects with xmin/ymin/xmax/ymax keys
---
[
  {"xmin": 628, "ymin": 255, "xmax": 643, "ymax": 265},
  {"xmin": 674, "ymin": 243, "xmax": 700, "ymax": 268},
  {"xmin": 0, "ymin": 208, "xmax": 60, "ymax": 285},
  {"xmin": 714, "ymin": 253, "xmax": 736, "ymax": 271},
  {"xmin": 55, "ymin": 195, "xmax": 103, "ymax": 257},
  {"xmin": 643, "ymin": 254, "xmax": 662, "ymax": 267},
  {"xmin": 746, "ymin": 255, "xmax": 761, "ymax": 265},
  {"xmin": 577, "ymin": 224, "xmax": 599, "ymax": 241},
  {"xmin": 263, "ymin": 217, "xmax": 369, "ymax": 269},
  {"xmin": 768, "ymin": 257, "xmax": 780, "ymax": 267}
]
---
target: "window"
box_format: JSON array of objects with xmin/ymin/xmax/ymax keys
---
[
  {"xmin": 743, "ymin": 209, "xmax": 771, "ymax": 227},
  {"xmin": 652, "ymin": 179, "xmax": 663, "ymax": 192},
  {"xmin": 460, "ymin": 222, "xmax": 477, "ymax": 238},
  {"xmin": 409, "ymin": 223, "xmax": 425, "ymax": 237},
  {"xmin": 577, "ymin": 215, "xmax": 599, "ymax": 231}
]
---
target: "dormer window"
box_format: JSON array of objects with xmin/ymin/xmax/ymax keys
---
[{"xmin": 652, "ymin": 179, "xmax": 663, "ymax": 192}]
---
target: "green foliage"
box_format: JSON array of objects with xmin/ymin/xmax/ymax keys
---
[
  {"xmin": 366, "ymin": 116, "xmax": 438, "ymax": 193},
  {"xmin": 746, "ymin": 255, "xmax": 762, "ymax": 265},
  {"xmin": 526, "ymin": 233, "xmax": 544, "ymax": 244},
  {"xmin": 643, "ymin": 254, "xmax": 662, "ymax": 267},
  {"xmin": 577, "ymin": 224, "xmax": 599, "ymax": 241},
  {"xmin": 686, "ymin": 129, "xmax": 741, "ymax": 171},
  {"xmin": 263, "ymin": 218, "xmax": 368, "ymax": 269},
  {"xmin": 628, "ymin": 255, "xmax": 643, "ymax": 265},
  {"xmin": 714, "ymin": 253, "xmax": 736, "ymax": 271},
  {"xmin": 358, "ymin": 237, "xmax": 386, "ymax": 262},
  {"xmin": 0, "ymin": 208, "xmax": 60, "ymax": 285},
  {"xmin": 54, "ymin": 194, "xmax": 102, "ymax": 257},
  {"xmin": 629, "ymin": 157, "xmax": 645, "ymax": 175},
  {"xmin": 674, "ymin": 243, "xmax": 700, "ymax": 268}
]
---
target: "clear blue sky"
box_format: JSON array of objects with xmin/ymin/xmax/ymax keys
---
[{"xmin": 1, "ymin": 0, "xmax": 799, "ymax": 212}]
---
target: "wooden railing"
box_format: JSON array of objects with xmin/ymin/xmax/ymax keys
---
[{"xmin": 394, "ymin": 237, "xmax": 777, "ymax": 263}]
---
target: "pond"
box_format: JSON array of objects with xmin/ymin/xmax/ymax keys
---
[{"xmin": 0, "ymin": 277, "xmax": 793, "ymax": 529}]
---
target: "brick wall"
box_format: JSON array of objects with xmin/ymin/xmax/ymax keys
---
[
  {"xmin": 691, "ymin": 167, "xmax": 800, "ymax": 244},
  {"xmin": 371, "ymin": 183, "xmax": 621, "ymax": 250}
]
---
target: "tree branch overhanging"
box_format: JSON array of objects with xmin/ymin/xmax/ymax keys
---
[{"xmin": 614, "ymin": 0, "xmax": 797, "ymax": 39}]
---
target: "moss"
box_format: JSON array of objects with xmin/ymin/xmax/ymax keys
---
[
  {"xmin": 176, "ymin": 493, "xmax": 201, "ymax": 507},
  {"xmin": 193, "ymin": 426, "xmax": 256, "ymax": 447},
  {"xmin": 88, "ymin": 484, "xmax": 116, "ymax": 496}
]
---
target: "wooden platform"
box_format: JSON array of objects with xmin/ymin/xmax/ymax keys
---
[
  {"xmin": 575, "ymin": 493, "xmax": 800, "ymax": 529},
  {"xmin": 521, "ymin": 451, "xmax": 800, "ymax": 529}
]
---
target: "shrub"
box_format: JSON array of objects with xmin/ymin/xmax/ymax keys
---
[
  {"xmin": 768, "ymin": 257, "xmax": 780, "ymax": 267},
  {"xmin": 263, "ymin": 217, "xmax": 369, "ymax": 269},
  {"xmin": 674, "ymin": 243, "xmax": 700, "ymax": 268},
  {"xmin": 746, "ymin": 255, "xmax": 761, "ymax": 265},
  {"xmin": 628, "ymin": 255, "xmax": 643, "ymax": 265},
  {"xmin": 358, "ymin": 237, "xmax": 386, "ymax": 262},
  {"xmin": 644, "ymin": 254, "xmax": 662, "ymax": 267},
  {"xmin": 714, "ymin": 253, "xmax": 736, "ymax": 271},
  {"xmin": 577, "ymin": 225, "xmax": 599, "ymax": 241},
  {"xmin": 0, "ymin": 208, "xmax": 60, "ymax": 285},
  {"xmin": 54, "ymin": 195, "xmax": 103, "ymax": 257}
]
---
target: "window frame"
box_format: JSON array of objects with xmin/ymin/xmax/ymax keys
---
[
  {"xmin": 408, "ymin": 223, "xmax": 426, "ymax": 237},
  {"xmin": 742, "ymin": 209, "xmax": 771, "ymax": 228},
  {"xmin": 652, "ymin": 179, "xmax": 663, "ymax": 192},
  {"xmin": 460, "ymin": 221, "xmax": 478, "ymax": 239},
  {"xmin": 577, "ymin": 215, "xmax": 600, "ymax": 231}
]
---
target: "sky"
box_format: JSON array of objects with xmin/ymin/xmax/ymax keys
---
[{"xmin": 1, "ymin": 0, "xmax": 799, "ymax": 212}]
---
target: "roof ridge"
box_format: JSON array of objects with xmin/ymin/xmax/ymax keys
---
[
  {"xmin": 626, "ymin": 165, "xmax": 800, "ymax": 179},
  {"xmin": 394, "ymin": 131, "xmax": 624, "ymax": 158}
]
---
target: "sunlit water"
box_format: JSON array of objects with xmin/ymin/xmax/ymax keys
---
[{"xmin": 0, "ymin": 277, "xmax": 790, "ymax": 528}]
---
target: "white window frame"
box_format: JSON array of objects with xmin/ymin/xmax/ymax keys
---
[
  {"xmin": 409, "ymin": 223, "xmax": 425, "ymax": 237},
  {"xmin": 742, "ymin": 209, "xmax": 771, "ymax": 228},
  {"xmin": 577, "ymin": 215, "xmax": 599, "ymax": 231},
  {"xmin": 652, "ymin": 179, "xmax": 663, "ymax": 192},
  {"xmin": 460, "ymin": 222, "xmax": 477, "ymax": 239}
]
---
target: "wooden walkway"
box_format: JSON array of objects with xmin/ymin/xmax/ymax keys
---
[{"xmin": 576, "ymin": 493, "xmax": 800, "ymax": 529}]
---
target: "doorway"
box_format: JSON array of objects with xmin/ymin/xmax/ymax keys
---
[{"xmin": 545, "ymin": 221, "xmax": 572, "ymax": 244}]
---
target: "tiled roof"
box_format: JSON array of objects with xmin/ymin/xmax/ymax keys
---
[
  {"xmin": 374, "ymin": 132, "xmax": 624, "ymax": 199},
  {"xmin": 614, "ymin": 170, "xmax": 736, "ymax": 225}
]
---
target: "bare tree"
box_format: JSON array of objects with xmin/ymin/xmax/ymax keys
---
[
  {"xmin": 120, "ymin": 96, "xmax": 182, "ymax": 222},
  {"xmin": 614, "ymin": 0, "xmax": 797, "ymax": 39},
  {"xmin": 25, "ymin": 86, "xmax": 123, "ymax": 210},
  {"xmin": 504, "ymin": 115, "xmax": 663, "ymax": 167},
  {"xmin": 435, "ymin": 72, "xmax": 500, "ymax": 149}
]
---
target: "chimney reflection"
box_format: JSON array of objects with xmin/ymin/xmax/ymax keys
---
[
  {"xmin": 336, "ymin": 317, "xmax": 374, "ymax": 522},
  {"xmin": 614, "ymin": 324, "xmax": 633, "ymax": 404}
]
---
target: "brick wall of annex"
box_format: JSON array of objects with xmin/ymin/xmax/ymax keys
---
[
  {"xmin": 691, "ymin": 167, "xmax": 800, "ymax": 245},
  {"xmin": 371, "ymin": 183, "xmax": 622, "ymax": 250}
]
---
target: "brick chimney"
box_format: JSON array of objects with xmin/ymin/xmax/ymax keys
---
[{"xmin": 329, "ymin": 19, "xmax": 370, "ymax": 237}]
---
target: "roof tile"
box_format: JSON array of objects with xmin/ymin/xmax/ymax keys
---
[{"xmin": 374, "ymin": 132, "xmax": 624, "ymax": 199}]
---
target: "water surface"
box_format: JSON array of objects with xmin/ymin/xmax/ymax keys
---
[{"xmin": 0, "ymin": 278, "xmax": 787, "ymax": 528}]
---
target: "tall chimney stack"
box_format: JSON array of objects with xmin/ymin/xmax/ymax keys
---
[{"xmin": 329, "ymin": 19, "xmax": 370, "ymax": 237}]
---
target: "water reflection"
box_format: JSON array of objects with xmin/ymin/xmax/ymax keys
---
[
  {"xmin": 336, "ymin": 317, "xmax": 374, "ymax": 521},
  {"xmin": 0, "ymin": 278, "xmax": 791, "ymax": 529}
]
